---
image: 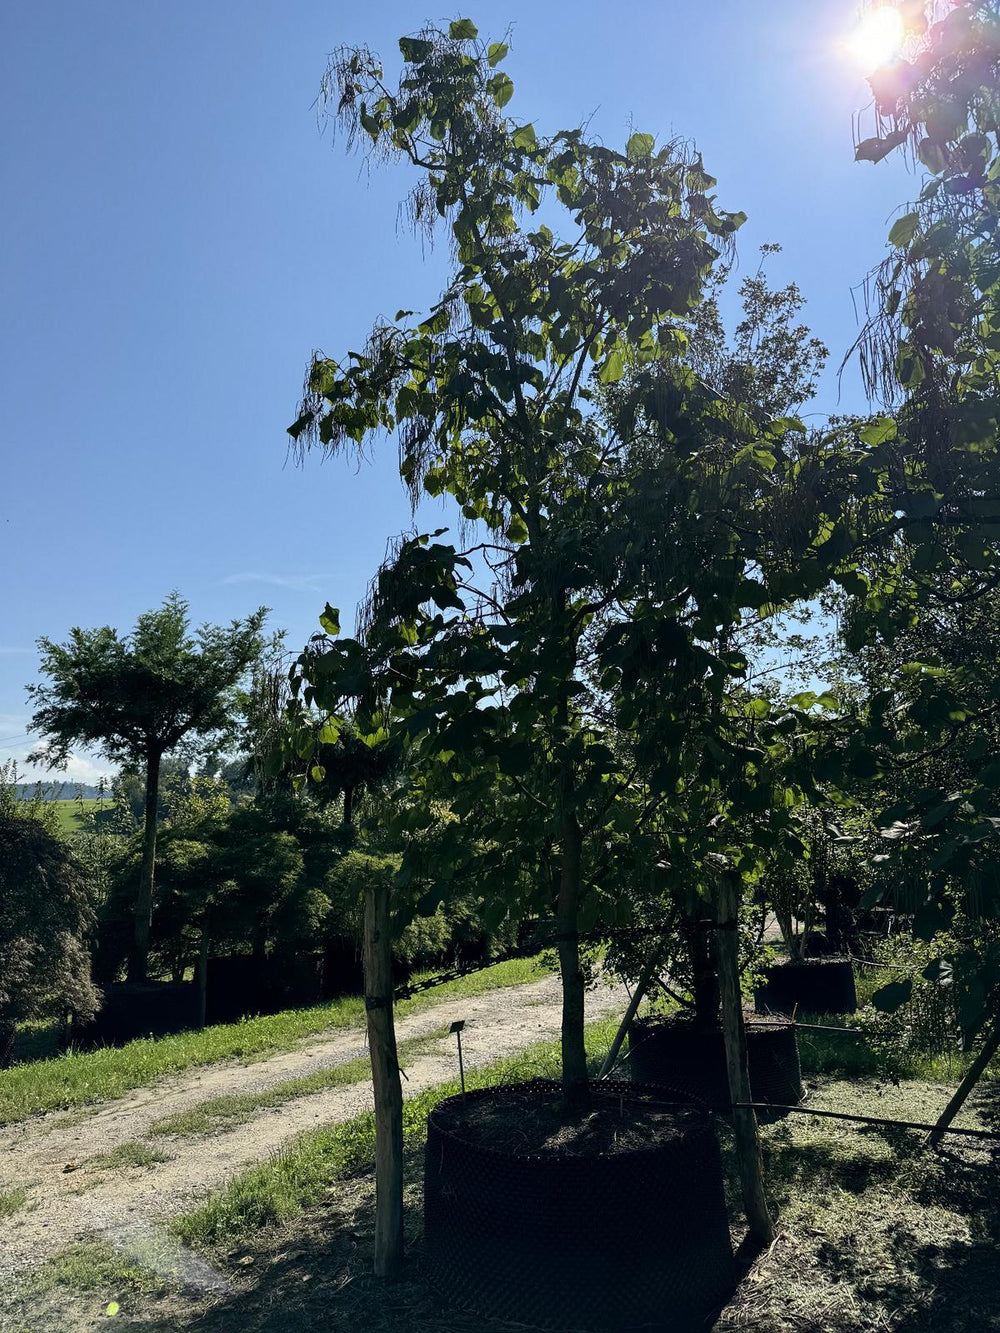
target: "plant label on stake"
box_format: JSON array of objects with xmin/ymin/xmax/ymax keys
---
[{"xmin": 450, "ymin": 1020, "xmax": 466, "ymax": 1098}]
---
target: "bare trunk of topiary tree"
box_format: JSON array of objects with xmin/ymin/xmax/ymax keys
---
[
  {"xmin": 364, "ymin": 880, "xmax": 404, "ymax": 1278},
  {"xmin": 129, "ymin": 748, "xmax": 161, "ymax": 983}
]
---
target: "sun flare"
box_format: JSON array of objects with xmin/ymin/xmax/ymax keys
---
[{"xmin": 848, "ymin": 6, "xmax": 906, "ymax": 72}]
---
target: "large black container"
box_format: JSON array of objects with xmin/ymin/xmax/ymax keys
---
[
  {"xmin": 270, "ymin": 950, "xmax": 324, "ymax": 1010},
  {"xmin": 629, "ymin": 1013, "xmax": 803, "ymax": 1112},
  {"xmin": 755, "ymin": 958, "xmax": 858, "ymax": 1016},
  {"xmin": 76, "ymin": 981, "xmax": 200, "ymax": 1047},
  {"xmin": 423, "ymin": 1079, "xmax": 735, "ymax": 1332},
  {"xmin": 321, "ymin": 938, "xmax": 364, "ymax": 998},
  {"xmin": 205, "ymin": 955, "xmax": 274, "ymax": 1026}
]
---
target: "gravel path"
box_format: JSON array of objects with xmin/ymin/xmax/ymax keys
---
[{"xmin": 0, "ymin": 974, "xmax": 628, "ymax": 1283}]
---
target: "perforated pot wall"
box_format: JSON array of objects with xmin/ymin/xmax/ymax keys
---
[
  {"xmin": 754, "ymin": 958, "xmax": 858, "ymax": 1016},
  {"xmin": 423, "ymin": 1078, "xmax": 735, "ymax": 1332},
  {"xmin": 629, "ymin": 1015, "xmax": 803, "ymax": 1112}
]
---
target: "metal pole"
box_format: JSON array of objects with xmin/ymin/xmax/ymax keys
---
[{"xmin": 451, "ymin": 1019, "xmax": 467, "ymax": 1098}]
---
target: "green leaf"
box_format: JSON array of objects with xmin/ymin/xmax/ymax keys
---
[
  {"xmin": 489, "ymin": 73, "xmax": 514, "ymax": 108},
  {"xmin": 626, "ymin": 132, "xmax": 655, "ymax": 161},
  {"xmin": 359, "ymin": 106, "xmax": 380, "ymax": 140},
  {"xmin": 487, "ymin": 41, "xmax": 509, "ymax": 66},
  {"xmin": 310, "ymin": 764, "xmax": 326, "ymax": 783},
  {"xmin": 859, "ymin": 417, "xmax": 897, "ymax": 446},
  {"xmin": 505, "ymin": 513, "xmax": 528, "ymax": 544},
  {"xmin": 872, "ymin": 979, "xmax": 913, "ymax": 1013},
  {"xmin": 319, "ymin": 605, "xmax": 341, "ymax": 636},
  {"xmin": 318, "ymin": 718, "xmax": 340, "ymax": 744},
  {"xmin": 917, "ymin": 138, "xmax": 948, "ymax": 174},
  {"xmin": 596, "ymin": 344, "xmax": 626, "ymax": 384},
  {"xmin": 888, "ymin": 211, "xmax": 920, "ymax": 248},
  {"xmin": 512, "ymin": 123, "xmax": 538, "ymax": 152},
  {"xmin": 449, "ymin": 18, "xmax": 478, "ymax": 39},
  {"xmin": 398, "ymin": 37, "xmax": 432, "ymax": 62}
]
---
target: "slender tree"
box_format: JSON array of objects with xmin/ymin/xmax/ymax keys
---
[{"xmin": 27, "ymin": 593, "xmax": 267, "ymax": 982}]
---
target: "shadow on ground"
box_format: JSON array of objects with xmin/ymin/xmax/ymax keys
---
[{"xmin": 12, "ymin": 1079, "xmax": 1000, "ymax": 1333}]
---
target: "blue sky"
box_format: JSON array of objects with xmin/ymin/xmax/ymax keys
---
[{"xmin": 1, "ymin": 2, "xmax": 913, "ymax": 782}]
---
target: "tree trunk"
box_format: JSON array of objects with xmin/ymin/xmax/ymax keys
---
[
  {"xmin": 197, "ymin": 927, "xmax": 210, "ymax": 1030},
  {"xmin": 687, "ymin": 918, "xmax": 721, "ymax": 1028},
  {"xmin": 364, "ymin": 880, "xmax": 404, "ymax": 1278},
  {"xmin": 129, "ymin": 748, "xmax": 161, "ymax": 983},
  {"xmin": 557, "ymin": 766, "xmax": 588, "ymax": 1107},
  {"xmin": 927, "ymin": 1007, "xmax": 1000, "ymax": 1149},
  {"xmin": 715, "ymin": 876, "xmax": 774, "ymax": 1246}
]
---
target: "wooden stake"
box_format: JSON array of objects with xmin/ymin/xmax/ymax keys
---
[
  {"xmin": 926, "ymin": 1008, "xmax": 1000, "ymax": 1149},
  {"xmin": 363, "ymin": 881, "xmax": 404, "ymax": 1278},
  {"xmin": 715, "ymin": 876, "xmax": 774, "ymax": 1246},
  {"xmin": 598, "ymin": 945, "xmax": 663, "ymax": 1080}
]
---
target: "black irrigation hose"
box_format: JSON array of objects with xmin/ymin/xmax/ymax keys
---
[{"xmin": 732, "ymin": 1101, "xmax": 1000, "ymax": 1142}]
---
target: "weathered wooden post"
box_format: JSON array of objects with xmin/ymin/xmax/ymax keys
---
[{"xmin": 364, "ymin": 880, "xmax": 404, "ymax": 1277}]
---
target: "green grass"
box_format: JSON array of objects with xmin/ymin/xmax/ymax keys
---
[
  {"xmin": 50, "ymin": 799, "xmax": 104, "ymax": 838},
  {"xmin": 19, "ymin": 1238, "xmax": 164, "ymax": 1302},
  {"xmin": 87, "ymin": 1141, "xmax": 170, "ymax": 1171},
  {"xmin": 795, "ymin": 1009, "xmax": 1000, "ymax": 1084},
  {"xmin": 0, "ymin": 1185, "xmax": 29, "ymax": 1218},
  {"xmin": 0, "ymin": 953, "xmax": 553, "ymax": 1127},
  {"xmin": 173, "ymin": 1015, "xmax": 620, "ymax": 1248},
  {"xmin": 149, "ymin": 1027, "xmax": 450, "ymax": 1140}
]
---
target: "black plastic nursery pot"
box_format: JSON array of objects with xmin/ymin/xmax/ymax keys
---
[
  {"xmin": 269, "ymin": 951, "xmax": 325, "ymax": 1010},
  {"xmin": 423, "ymin": 1078, "xmax": 735, "ymax": 1332},
  {"xmin": 77, "ymin": 980, "xmax": 200, "ymax": 1047},
  {"xmin": 321, "ymin": 938, "xmax": 365, "ymax": 998},
  {"xmin": 205, "ymin": 955, "xmax": 275, "ymax": 1025},
  {"xmin": 629, "ymin": 1013, "xmax": 803, "ymax": 1114},
  {"xmin": 754, "ymin": 957, "xmax": 858, "ymax": 1016},
  {"xmin": 0, "ymin": 1021, "xmax": 15, "ymax": 1069}
]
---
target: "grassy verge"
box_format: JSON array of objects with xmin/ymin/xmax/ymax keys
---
[
  {"xmin": 796, "ymin": 1009, "xmax": 1000, "ymax": 1084},
  {"xmin": 148, "ymin": 1027, "xmax": 449, "ymax": 1140},
  {"xmin": 0, "ymin": 954, "xmax": 552, "ymax": 1127},
  {"xmin": 173, "ymin": 1015, "xmax": 620, "ymax": 1249}
]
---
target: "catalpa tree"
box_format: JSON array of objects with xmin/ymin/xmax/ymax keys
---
[{"xmin": 289, "ymin": 19, "xmax": 885, "ymax": 1262}]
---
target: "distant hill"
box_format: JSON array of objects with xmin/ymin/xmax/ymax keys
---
[{"xmin": 14, "ymin": 782, "xmax": 110, "ymax": 801}]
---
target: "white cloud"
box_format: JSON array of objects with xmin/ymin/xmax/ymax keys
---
[
  {"xmin": 220, "ymin": 572, "xmax": 328, "ymax": 594},
  {"xmin": 0, "ymin": 731, "xmax": 115, "ymax": 786}
]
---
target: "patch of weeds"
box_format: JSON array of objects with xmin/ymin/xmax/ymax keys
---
[
  {"xmin": 3, "ymin": 1239, "xmax": 168, "ymax": 1330},
  {"xmin": 0, "ymin": 1185, "xmax": 29, "ymax": 1218},
  {"xmin": 88, "ymin": 1141, "xmax": 170, "ymax": 1171}
]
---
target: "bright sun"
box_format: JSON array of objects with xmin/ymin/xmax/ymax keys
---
[{"xmin": 847, "ymin": 6, "xmax": 906, "ymax": 72}]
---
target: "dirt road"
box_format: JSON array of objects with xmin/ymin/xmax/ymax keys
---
[{"xmin": 0, "ymin": 974, "xmax": 627, "ymax": 1284}]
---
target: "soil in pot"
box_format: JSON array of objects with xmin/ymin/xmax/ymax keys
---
[
  {"xmin": 629, "ymin": 1012, "xmax": 803, "ymax": 1114},
  {"xmin": 754, "ymin": 957, "xmax": 857, "ymax": 1016},
  {"xmin": 423, "ymin": 1078, "xmax": 735, "ymax": 1332}
]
